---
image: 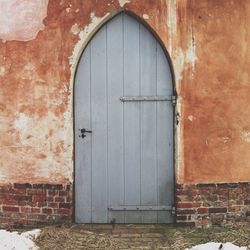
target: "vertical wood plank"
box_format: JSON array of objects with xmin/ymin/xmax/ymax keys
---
[
  {"xmin": 123, "ymin": 14, "xmax": 141, "ymax": 223},
  {"xmin": 90, "ymin": 25, "xmax": 108, "ymax": 223},
  {"xmin": 139, "ymin": 24, "xmax": 158, "ymax": 223},
  {"xmin": 75, "ymin": 45, "xmax": 92, "ymax": 223},
  {"xmin": 106, "ymin": 14, "xmax": 125, "ymax": 223},
  {"xmin": 156, "ymin": 43, "xmax": 174, "ymax": 223}
]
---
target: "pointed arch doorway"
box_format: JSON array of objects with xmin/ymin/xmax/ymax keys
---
[{"xmin": 74, "ymin": 13, "xmax": 175, "ymax": 223}]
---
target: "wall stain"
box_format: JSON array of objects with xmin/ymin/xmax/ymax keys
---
[{"xmin": 0, "ymin": 0, "xmax": 249, "ymax": 185}]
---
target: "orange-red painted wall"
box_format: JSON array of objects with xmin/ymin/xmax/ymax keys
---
[
  {"xmin": 182, "ymin": 1, "xmax": 250, "ymax": 183},
  {"xmin": 0, "ymin": 0, "xmax": 249, "ymax": 185}
]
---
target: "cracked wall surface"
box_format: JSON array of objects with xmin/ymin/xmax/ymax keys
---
[{"xmin": 0, "ymin": 0, "xmax": 249, "ymax": 185}]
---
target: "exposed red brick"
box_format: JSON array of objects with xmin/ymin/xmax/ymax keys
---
[
  {"xmin": 197, "ymin": 207, "xmax": 208, "ymax": 214},
  {"xmin": 176, "ymin": 189, "xmax": 189, "ymax": 195},
  {"xmin": 177, "ymin": 202, "xmax": 201, "ymax": 209},
  {"xmin": 228, "ymin": 206, "xmax": 244, "ymax": 212},
  {"xmin": 48, "ymin": 190, "xmax": 58, "ymax": 196},
  {"xmin": 176, "ymin": 215, "xmax": 187, "ymax": 220},
  {"xmin": 14, "ymin": 195, "xmax": 32, "ymax": 201},
  {"xmin": 48, "ymin": 202, "xmax": 58, "ymax": 208},
  {"xmin": 55, "ymin": 197, "xmax": 65, "ymax": 202},
  {"xmin": 32, "ymin": 184, "xmax": 44, "ymax": 189},
  {"xmin": 196, "ymin": 184, "xmax": 216, "ymax": 188},
  {"xmin": 10, "ymin": 189, "xmax": 26, "ymax": 195},
  {"xmin": 20, "ymin": 207, "xmax": 31, "ymax": 213},
  {"xmin": 31, "ymin": 207, "xmax": 41, "ymax": 213},
  {"xmin": 1, "ymin": 199, "xmax": 17, "ymax": 206},
  {"xmin": 47, "ymin": 196, "xmax": 54, "ymax": 202},
  {"xmin": 14, "ymin": 183, "xmax": 32, "ymax": 189},
  {"xmin": 217, "ymin": 183, "xmax": 238, "ymax": 188},
  {"xmin": 209, "ymin": 207, "xmax": 227, "ymax": 213},
  {"xmin": 177, "ymin": 209, "xmax": 196, "ymax": 215},
  {"xmin": 55, "ymin": 208, "xmax": 71, "ymax": 215},
  {"xmin": 211, "ymin": 214, "xmax": 225, "ymax": 225},
  {"xmin": 0, "ymin": 181, "xmax": 249, "ymax": 228},
  {"xmin": 176, "ymin": 182, "xmax": 250, "ymax": 227},
  {"xmin": 0, "ymin": 183, "xmax": 72, "ymax": 228},
  {"xmin": 58, "ymin": 191, "xmax": 66, "ymax": 196},
  {"xmin": 42, "ymin": 208, "xmax": 52, "ymax": 214},
  {"xmin": 27, "ymin": 189, "xmax": 46, "ymax": 195},
  {"xmin": 37, "ymin": 201, "xmax": 48, "ymax": 207},
  {"xmin": 51, "ymin": 184, "xmax": 63, "ymax": 190},
  {"xmin": 32, "ymin": 195, "xmax": 47, "ymax": 202},
  {"xmin": 3, "ymin": 206, "xmax": 19, "ymax": 212},
  {"xmin": 59, "ymin": 203, "xmax": 70, "ymax": 209},
  {"xmin": 206, "ymin": 195, "xmax": 218, "ymax": 202},
  {"xmin": 43, "ymin": 184, "xmax": 52, "ymax": 189}
]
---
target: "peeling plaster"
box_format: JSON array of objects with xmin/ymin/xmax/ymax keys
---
[
  {"xmin": 0, "ymin": 66, "xmax": 5, "ymax": 76},
  {"xmin": 241, "ymin": 131, "xmax": 250, "ymax": 143},
  {"xmin": 21, "ymin": 63, "xmax": 45, "ymax": 83},
  {"xmin": 24, "ymin": 63, "xmax": 35, "ymax": 71},
  {"xmin": 167, "ymin": 0, "xmax": 177, "ymax": 56},
  {"xmin": 118, "ymin": 0, "xmax": 131, "ymax": 7},
  {"xmin": 173, "ymin": 38, "xmax": 197, "ymax": 85},
  {"xmin": 68, "ymin": 11, "xmax": 111, "ymax": 111},
  {"xmin": 222, "ymin": 136, "xmax": 230, "ymax": 144},
  {"xmin": 71, "ymin": 23, "xmax": 81, "ymax": 35},
  {"xmin": 14, "ymin": 113, "xmax": 33, "ymax": 133},
  {"xmin": 167, "ymin": 1, "xmax": 196, "ymax": 88},
  {"xmin": 0, "ymin": 174, "xmax": 6, "ymax": 181},
  {"xmin": 173, "ymin": 36, "xmax": 196, "ymax": 182},
  {"xmin": 186, "ymin": 36, "xmax": 197, "ymax": 77},
  {"xmin": 188, "ymin": 115, "xmax": 193, "ymax": 122},
  {"xmin": 175, "ymin": 99, "xmax": 183, "ymax": 183},
  {"xmin": 0, "ymin": 0, "xmax": 48, "ymax": 42},
  {"xmin": 69, "ymin": 12, "xmax": 110, "ymax": 67}
]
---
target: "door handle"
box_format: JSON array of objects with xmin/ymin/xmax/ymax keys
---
[{"xmin": 79, "ymin": 128, "xmax": 92, "ymax": 138}]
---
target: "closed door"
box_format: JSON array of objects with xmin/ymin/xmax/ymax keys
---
[{"xmin": 75, "ymin": 13, "xmax": 174, "ymax": 223}]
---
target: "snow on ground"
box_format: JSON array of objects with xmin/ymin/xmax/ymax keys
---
[
  {"xmin": 0, "ymin": 229, "xmax": 40, "ymax": 250},
  {"xmin": 0, "ymin": 228, "xmax": 248, "ymax": 250},
  {"xmin": 187, "ymin": 242, "xmax": 247, "ymax": 250}
]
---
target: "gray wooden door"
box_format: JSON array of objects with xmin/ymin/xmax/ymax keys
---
[{"xmin": 75, "ymin": 13, "xmax": 174, "ymax": 223}]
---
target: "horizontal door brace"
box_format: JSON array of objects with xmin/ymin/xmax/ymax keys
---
[
  {"xmin": 108, "ymin": 205, "xmax": 173, "ymax": 211},
  {"xmin": 120, "ymin": 95, "xmax": 176, "ymax": 103}
]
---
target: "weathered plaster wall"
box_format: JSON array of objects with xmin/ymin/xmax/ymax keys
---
[
  {"xmin": 0, "ymin": 0, "xmax": 249, "ymax": 186},
  {"xmin": 0, "ymin": 0, "xmax": 48, "ymax": 42},
  {"xmin": 182, "ymin": 0, "xmax": 250, "ymax": 183}
]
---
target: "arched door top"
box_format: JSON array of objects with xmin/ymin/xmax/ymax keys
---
[{"xmin": 74, "ymin": 13, "xmax": 174, "ymax": 223}]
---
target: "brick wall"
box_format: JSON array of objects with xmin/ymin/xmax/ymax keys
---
[
  {"xmin": 0, "ymin": 183, "xmax": 72, "ymax": 228},
  {"xmin": 176, "ymin": 183, "xmax": 250, "ymax": 227},
  {"xmin": 1, "ymin": 181, "xmax": 249, "ymax": 228}
]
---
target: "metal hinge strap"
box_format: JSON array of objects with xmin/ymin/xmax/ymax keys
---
[
  {"xmin": 120, "ymin": 95, "xmax": 176, "ymax": 103},
  {"xmin": 108, "ymin": 205, "xmax": 173, "ymax": 211}
]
